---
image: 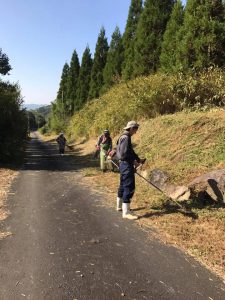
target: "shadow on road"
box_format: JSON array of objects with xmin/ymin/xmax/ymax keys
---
[
  {"xmin": 21, "ymin": 136, "xmax": 99, "ymax": 172},
  {"xmin": 139, "ymin": 207, "xmax": 198, "ymax": 220}
]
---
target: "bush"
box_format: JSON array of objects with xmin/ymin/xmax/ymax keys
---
[
  {"xmin": 68, "ymin": 67, "xmax": 225, "ymax": 139},
  {"xmin": 0, "ymin": 80, "xmax": 27, "ymax": 162},
  {"xmin": 173, "ymin": 68, "xmax": 225, "ymax": 109},
  {"xmin": 39, "ymin": 125, "xmax": 49, "ymax": 135}
]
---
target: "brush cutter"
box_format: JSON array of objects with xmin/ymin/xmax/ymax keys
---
[{"xmin": 109, "ymin": 158, "xmax": 192, "ymax": 214}]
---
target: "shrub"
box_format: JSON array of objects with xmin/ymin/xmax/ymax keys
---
[
  {"xmin": 68, "ymin": 67, "xmax": 225, "ymax": 139},
  {"xmin": 0, "ymin": 80, "xmax": 27, "ymax": 162}
]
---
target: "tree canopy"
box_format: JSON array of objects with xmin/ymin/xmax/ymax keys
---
[
  {"xmin": 89, "ymin": 27, "xmax": 109, "ymax": 99},
  {"xmin": 122, "ymin": 0, "xmax": 143, "ymax": 80},
  {"xmin": 102, "ymin": 26, "xmax": 124, "ymax": 93},
  {"xmin": 133, "ymin": 0, "xmax": 175, "ymax": 76},
  {"xmin": 160, "ymin": 0, "xmax": 184, "ymax": 73},
  {"xmin": 176, "ymin": 0, "xmax": 225, "ymax": 71},
  {"xmin": 67, "ymin": 50, "xmax": 80, "ymax": 114},
  {"xmin": 0, "ymin": 48, "xmax": 12, "ymax": 75},
  {"xmin": 0, "ymin": 80, "xmax": 27, "ymax": 161},
  {"xmin": 76, "ymin": 46, "xmax": 93, "ymax": 109}
]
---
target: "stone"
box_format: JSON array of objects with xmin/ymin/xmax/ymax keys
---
[
  {"xmin": 140, "ymin": 168, "xmax": 225, "ymax": 203},
  {"xmin": 141, "ymin": 169, "xmax": 190, "ymax": 200},
  {"xmin": 188, "ymin": 169, "xmax": 225, "ymax": 203}
]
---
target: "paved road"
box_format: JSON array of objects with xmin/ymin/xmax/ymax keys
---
[{"xmin": 0, "ymin": 134, "xmax": 225, "ymax": 300}]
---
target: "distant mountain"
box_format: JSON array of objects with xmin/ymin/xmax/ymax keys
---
[
  {"xmin": 24, "ymin": 104, "xmax": 48, "ymax": 110},
  {"xmin": 36, "ymin": 105, "xmax": 51, "ymax": 118}
]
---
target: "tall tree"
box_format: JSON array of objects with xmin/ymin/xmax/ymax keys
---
[
  {"xmin": 76, "ymin": 46, "xmax": 93, "ymax": 109},
  {"xmin": 0, "ymin": 48, "xmax": 12, "ymax": 75},
  {"xmin": 176, "ymin": 0, "xmax": 225, "ymax": 71},
  {"xmin": 133, "ymin": 0, "xmax": 175, "ymax": 76},
  {"xmin": 0, "ymin": 81, "xmax": 27, "ymax": 161},
  {"xmin": 89, "ymin": 27, "xmax": 109, "ymax": 99},
  {"xmin": 122, "ymin": 0, "xmax": 143, "ymax": 80},
  {"xmin": 67, "ymin": 50, "xmax": 80, "ymax": 114},
  {"xmin": 102, "ymin": 26, "xmax": 124, "ymax": 93},
  {"xmin": 56, "ymin": 62, "xmax": 70, "ymax": 116},
  {"xmin": 160, "ymin": 0, "xmax": 184, "ymax": 73},
  {"xmin": 0, "ymin": 49, "xmax": 27, "ymax": 161}
]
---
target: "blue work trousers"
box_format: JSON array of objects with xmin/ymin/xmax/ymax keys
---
[{"xmin": 118, "ymin": 161, "xmax": 135, "ymax": 203}]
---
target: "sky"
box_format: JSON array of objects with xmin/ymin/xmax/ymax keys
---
[{"xmin": 1, "ymin": 0, "xmax": 186, "ymax": 106}]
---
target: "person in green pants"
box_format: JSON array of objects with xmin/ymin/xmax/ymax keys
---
[{"xmin": 96, "ymin": 130, "xmax": 112, "ymax": 172}]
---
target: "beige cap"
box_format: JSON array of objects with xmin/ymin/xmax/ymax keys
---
[{"xmin": 124, "ymin": 121, "xmax": 139, "ymax": 130}]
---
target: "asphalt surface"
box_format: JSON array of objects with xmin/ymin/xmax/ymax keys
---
[{"xmin": 0, "ymin": 133, "xmax": 225, "ymax": 300}]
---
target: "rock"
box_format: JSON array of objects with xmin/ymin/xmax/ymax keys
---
[
  {"xmin": 141, "ymin": 169, "xmax": 169, "ymax": 192},
  {"xmin": 188, "ymin": 169, "xmax": 225, "ymax": 203},
  {"xmin": 141, "ymin": 169, "xmax": 190, "ymax": 200},
  {"xmin": 148, "ymin": 168, "xmax": 170, "ymax": 188},
  {"xmin": 140, "ymin": 168, "xmax": 225, "ymax": 203},
  {"xmin": 168, "ymin": 186, "xmax": 191, "ymax": 201}
]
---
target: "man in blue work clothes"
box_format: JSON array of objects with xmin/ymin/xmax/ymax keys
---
[{"xmin": 116, "ymin": 121, "xmax": 144, "ymax": 220}]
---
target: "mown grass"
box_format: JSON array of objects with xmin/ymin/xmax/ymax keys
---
[
  {"xmin": 136, "ymin": 110, "xmax": 225, "ymax": 183},
  {"xmin": 0, "ymin": 168, "xmax": 18, "ymax": 239}
]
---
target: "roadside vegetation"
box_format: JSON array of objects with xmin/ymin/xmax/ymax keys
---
[
  {"xmin": 0, "ymin": 49, "xmax": 27, "ymax": 237},
  {"xmin": 0, "ymin": 49, "xmax": 27, "ymax": 163},
  {"xmin": 66, "ymin": 68, "xmax": 225, "ymax": 138},
  {"xmin": 28, "ymin": 105, "xmax": 51, "ymax": 133},
  {"xmin": 0, "ymin": 168, "xmax": 18, "ymax": 239},
  {"xmin": 44, "ymin": 0, "xmax": 225, "ymax": 278}
]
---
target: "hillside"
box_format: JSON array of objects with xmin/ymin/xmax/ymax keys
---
[
  {"xmin": 64, "ymin": 109, "xmax": 225, "ymax": 280},
  {"xmin": 133, "ymin": 110, "xmax": 225, "ymax": 183},
  {"xmin": 65, "ymin": 69, "xmax": 225, "ymax": 186},
  {"xmin": 66, "ymin": 68, "xmax": 225, "ymax": 139},
  {"xmin": 35, "ymin": 105, "xmax": 51, "ymax": 118},
  {"xmin": 24, "ymin": 104, "xmax": 46, "ymax": 110},
  {"xmin": 49, "ymin": 68, "xmax": 225, "ymax": 278}
]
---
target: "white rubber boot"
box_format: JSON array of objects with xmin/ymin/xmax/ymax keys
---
[
  {"xmin": 122, "ymin": 203, "xmax": 138, "ymax": 220},
  {"xmin": 116, "ymin": 197, "xmax": 122, "ymax": 211}
]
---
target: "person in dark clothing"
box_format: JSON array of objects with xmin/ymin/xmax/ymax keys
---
[
  {"xmin": 96, "ymin": 129, "xmax": 112, "ymax": 171},
  {"xmin": 116, "ymin": 121, "xmax": 144, "ymax": 220},
  {"xmin": 56, "ymin": 132, "xmax": 67, "ymax": 156}
]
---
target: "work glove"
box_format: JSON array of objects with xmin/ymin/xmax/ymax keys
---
[
  {"xmin": 134, "ymin": 158, "xmax": 146, "ymax": 172},
  {"xmin": 140, "ymin": 158, "xmax": 146, "ymax": 165},
  {"xmin": 134, "ymin": 160, "xmax": 140, "ymax": 168},
  {"xmin": 134, "ymin": 160, "xmax": 141, "ymax": 172}
]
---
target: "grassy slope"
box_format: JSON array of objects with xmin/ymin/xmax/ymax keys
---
[
  {"xmin": 64, "ymin": 70, "xmax": 225, "ymax": 278},
  {"xmin": 72, "ymin": 109, "xmax": 225, "ymax": 280},
  {"xmin": 67, "ymin": 68, "xmax": 225, "ymax": 140},
  {"xmin": 136, "ymin": 109, "xmax": 225, "ymax": 183}
]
